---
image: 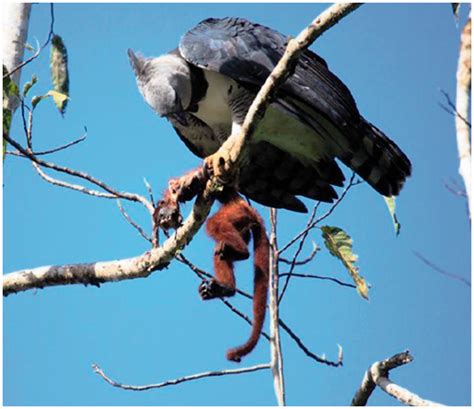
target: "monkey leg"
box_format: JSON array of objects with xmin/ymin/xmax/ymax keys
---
[
  {"xmin": 199, "ymin": 255, "xmax": 236, "ymax": 299},
  {"xmin": 206, "ymin": 208, "xmax": 250, "ymax": 261}
]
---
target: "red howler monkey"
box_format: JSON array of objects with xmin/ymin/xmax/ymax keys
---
[{"xmin": 155, "ymin": 168, "xmax": 269, "ymax": 362}]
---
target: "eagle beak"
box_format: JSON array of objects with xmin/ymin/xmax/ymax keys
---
[{"xmin": 169, "ymin": 109, "xmax": 188, "ymax": 127}]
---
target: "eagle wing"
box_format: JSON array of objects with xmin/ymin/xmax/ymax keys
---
[{"xmin": 179, "ymin": 17, "xmax": 411, "ymax": 200}]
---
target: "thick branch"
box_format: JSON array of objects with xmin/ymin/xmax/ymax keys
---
[
  {"xmin": 3, "ymin": 3, "xmax": 32, "ymax": 112},
  {"xmin": 455, "ymin": 15, "xmax": 472, "ymax": 216},
  {"xmin": 269, "ymin": 209, "xmax": 285, "ymax": 405},
  {"xmin": 351, "ymin": 351, "xmax": 444, "ymax": 406},
  {"xmin": 3, "ymin": 187, "xmax": 213, "ymax": 295}
]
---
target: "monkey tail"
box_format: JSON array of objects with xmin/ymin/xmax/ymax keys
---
[{"xmin": 226, "ymin": 214, "xmax": 269, "ymax": 362}]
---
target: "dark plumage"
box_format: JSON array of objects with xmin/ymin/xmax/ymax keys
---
[{"xmin": 129, "ymin": 17, "xmax": 412, "ymax": 212}]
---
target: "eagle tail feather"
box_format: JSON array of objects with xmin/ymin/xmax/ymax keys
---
[{"xmin": 341, "ymin": 119, "xmax": 412, "ymax": 197}]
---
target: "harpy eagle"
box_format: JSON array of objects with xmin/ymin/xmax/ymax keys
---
[{"xmin": 128, "ymin": 17, "xmax": 411, "ymax": 212}]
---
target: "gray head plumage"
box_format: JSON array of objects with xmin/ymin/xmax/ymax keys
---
[{"xmin": 128, "ymin": 48, "xmax": 191, "ymax": 125}]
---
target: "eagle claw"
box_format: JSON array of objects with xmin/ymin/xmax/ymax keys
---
[{"xmin": 204, "ymin": 151, "xmax": 237, "ymax": 185}]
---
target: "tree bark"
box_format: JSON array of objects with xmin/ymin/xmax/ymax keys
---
[{"xmin": 3, "ymin": 3, "xmax": 32, "ymax": 112}]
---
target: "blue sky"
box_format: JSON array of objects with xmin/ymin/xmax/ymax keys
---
[{"xmin": 3, "ymin": 3, "xmax": 471, "ymax": 406}]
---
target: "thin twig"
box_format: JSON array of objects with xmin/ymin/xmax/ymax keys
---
[
  {"xmin": 143, "ymin": 178, "xmax": 155, "ymax": 204},
  {"xmin": 439, "ymin": 89, "xmax": 471, "ymax": 128},
  {"xmin": 279, "ymin": 242, "xmax": 319, "ymax": 266},
  {"xmin": 33, "ymin": 131, "xmax": 87, "ymax": 156},
  {"xmin": 413, "ymin": 251, "xmax": 471, "ymax": 287},
  {"xmin": 117, "ymin": 200, "xmax": 152, "ymax": 244},
  {"xmin": 4, "ymin": 4, "xmax": 55, "ymax": 79},
  {"xmin": 92, "ymin": 362, "xmax": 270, "ymax": 391},
  {"xmin": 30, "ymin": 161, "xmax": 119, "ymax": 199},
  {"xmin": 279, "ymin": 319, "xmax": 343, "ymax": 367},
  {"xmin": 279, "ymin": 173, "xmax": 357, "ymax": 255},
  {"xmin": 279, "ymin": 272, "xmax": 356, "ymax": 289},
  {"xmin": 443, "ymin": 178, "xmax": 468, "ymax": 197},
  {"xmin": 4, "ymin": 134, "xmax": 154, "ymax": 214},
  {"xmin": 278, "ymin": 206, "xmax": 319, "ymax": 303}
]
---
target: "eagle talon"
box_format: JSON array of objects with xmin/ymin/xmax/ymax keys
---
[{"xmin": 204, "ymin": 152, "xmax": 237, "ymax": 186}]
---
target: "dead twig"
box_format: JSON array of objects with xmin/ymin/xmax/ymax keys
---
[
  {"xmin": 117, "ymin": 200, "xmax": 152, "ymax": 244},
  {"xmin": 92, "ymin": 362, "xmax": 270, "ymax": 391},
  {"xmin": 351, "ymin": 351, "xmax": 444, "ymax": 406},
  {"xmin": 5, "ymin": 134, "xmax": 154, "ymax": 214},
  {"xmin": 279, "ymin": 272, "xmax": 356, "ymax": 289},
  {"xmin": 279, "ymin": 173, "xmax": 358, "ymax": 255},
  {"xmin": 279, "ymin": 242, "xmax": 319, "ymax": 266},
  {"xmin": 413, "ymin": 251, "xmax": 470, "ymax": 287}
]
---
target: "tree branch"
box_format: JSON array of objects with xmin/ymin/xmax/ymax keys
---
[
  {"xmin": 92, "ymin": 362, "xmax": 270, "ymax": 391},
  {"xmin": 279, "ymin": 272, "xmax": 356, "ymax": 289},
  {"xmin": 351, "ymin": 351, "xmax": 444, "ymax": 406},
  {"xmin": 3, "ymin": 186, "xmax": 213, "ymax": 295},
  {"xmin": 269, "ymin": 209, "xmax": 286, "ymax": 405},
  {"xmin": 455, "ymin": 14, "xmax": 472, "ymax": 217}
]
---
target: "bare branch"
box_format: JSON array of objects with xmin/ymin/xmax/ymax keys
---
[
  {"xmin": 32, "ymin": 131, "xmax": 87, "ymax": 156},
  {"xmin": 443, "ymin": 177, "xmax": 468, "ymax": 197},
  {"xmin": 279, "ymin": 272, "xmax": 356, "ymax": 289},
  {"xmin": 278, "ymin": 206, "xmax": 319, "ymax": 303},
  {"xmin": 143, "ymin": 177, "xmax": 156, "ymax": 204},
  {"xmin": 4, "ymin": 134, "xmax": 154, "ymax": 214},
  {"xmin": 279, "ymin": 319, "xmax": 343, "ymax": 367},
  {"xmin": 92, "ymin": 362, "xmax": 270, "ymax": 391},
  {"xmin": 30, "ymin": 160, "xmax": 118, "ymax": 199},
  {"xmin": 279, "ymin": 242, "xmax": 319, "ymax": 266},
  {"xmin": 3, "ymin": 185, "xmax": 214, "ymax": 295},
  {"xmin": 117, "ymin": 200, "xmax": 152, "ymax": 244},
  {"xmin": 439, "ymin": 89, "xmax": 471, "ymax": 128},
  {"xmin": 351, "ymin": 351, "xmax": 444, "ymax": 406},
  {"xmin": 269, "ymin": 209, "xmax": 285, "ymax": 405},
  {"xmin": 279, "ymin": 173, "xmax": 358, "ymax": 255},
  {"xmin": 413, "ymin": 251, "xmax": 471, "ymax": 287}
]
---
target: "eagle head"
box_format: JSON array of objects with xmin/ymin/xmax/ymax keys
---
[{"xmin": 128, "ymin": 49, "xmax": 191, "ymax": 125}]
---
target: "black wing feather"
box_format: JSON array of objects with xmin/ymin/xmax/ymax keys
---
[{"xmin": 179, "ymin": 17, "xmax": 359, "ymax": 130}]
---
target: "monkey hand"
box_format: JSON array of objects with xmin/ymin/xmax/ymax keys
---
[{"xmin": 199, "ymin": 278, "xmax": 236, "ymax": 300}]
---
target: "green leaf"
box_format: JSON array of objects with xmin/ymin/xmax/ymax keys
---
[
  {"xmin": 23, "ymin": 75, "xmax": 38, "ymax": 97},
  {"xmin": 3, "ymin": 108, "xmax": 12, "ymax": 159},
  {"xmin": 50, "ymin": 34, "xmax": 69, "ymax": 115},
  {"xmin": 3, "ymin": 65, "xmax": 19, "ymax": 159},
  {"xmin": 321, "ymin": 226, "xmax": 369, "ymax": 300},
  {"xmin": 3, "ymin": 65, "xmax": 20, "ymax": 106},
  {"xmin": 46, "ymin": 90, "xmax": 69, "ymax": 111},
  {"xmin": 383, "ymin": 196, "xmax": 401, "ymax": 236},
  {"xmin": 31, "ymin": 94, "xmax": 48, "ymax": 109}
]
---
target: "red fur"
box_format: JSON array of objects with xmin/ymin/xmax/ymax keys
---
[
  {"xmin": 156, "ymin": 167, "xmax": 269, "ymax": 362},
  {"xmin": 206, "ymin": 192, "xmax": 270, "ymax": 362}
]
